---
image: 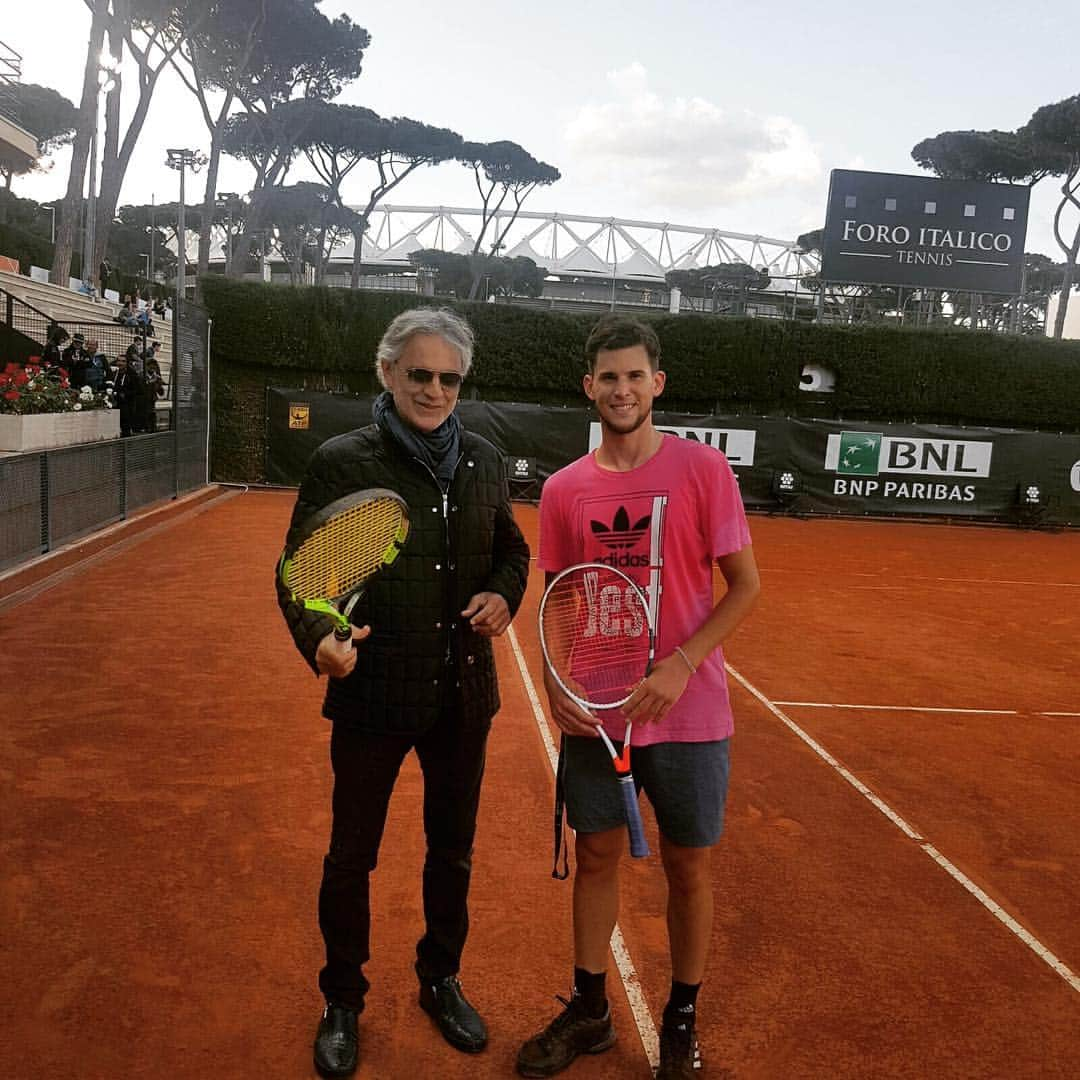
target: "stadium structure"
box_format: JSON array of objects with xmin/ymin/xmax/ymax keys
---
[
  {"xmin": 0, "ymin": 42, "xmax": 38, "ymax": 205},
  {"xmin": 221, "ymin": 204, "xmax": 822, "ymax": 317}
]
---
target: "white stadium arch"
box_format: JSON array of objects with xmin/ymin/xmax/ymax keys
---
[{"xmin": 318, "ymin": 205, "xmax": 818, "ymax": 284}]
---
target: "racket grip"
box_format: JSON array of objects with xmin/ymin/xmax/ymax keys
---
[
  {"xmin": 617, "ymin": 775, "xmax": 650, "ymax": 858},
  {"xmin": 333, "ymin": 624, "xmax": 352, "ymax": 641}
]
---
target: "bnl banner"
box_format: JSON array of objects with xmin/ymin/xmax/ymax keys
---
[
  {"xmin": 266, "ymin": 390, "xmax": 1080, "ymax": 525},
  {"xmin": 785, "ymin": 420, "xmax": 1080, "ymax": 523},
  {"xmin": 820, "ymin": 169, "xmax": 1030, "ymax": 294}
]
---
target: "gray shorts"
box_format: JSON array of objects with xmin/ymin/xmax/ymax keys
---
[{"xmin": 563, "ymin": 735, "xmax": 730, "ymax": 848}]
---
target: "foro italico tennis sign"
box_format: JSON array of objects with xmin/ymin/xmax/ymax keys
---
[{"xmin": 821, "ymin": 169, "xmax": 1030, "ymax": 294}]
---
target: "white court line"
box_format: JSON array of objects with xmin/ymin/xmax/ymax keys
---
[
  {"xmin": 726, "ymin": 664, "xmax": 1080, "ymax": 996},
  {"xmin": 762, "ymin": 569, "xmax": 1080, "ymax": 590},
  {"xmin": 773, "ymin": 702, "xmax": 1018, "ymax": 715},
  {"xmin": 1040, "ymin": 712, "xmax": 1080, "ymax": 718},
  {"xmin": 506, "ymin": 626, "xmax": 660, "ymax": 1071},
  {"xmin": 930, "ymin": 576, "xmax": 1080, "ymax": 589}
]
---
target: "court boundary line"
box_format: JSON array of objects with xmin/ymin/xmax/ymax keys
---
[
  {"xmin": 773, "ymin": 702, "xmax": 1019, "ymax": 715},
  {"xmin": 763, "ymin": 569, "xmax": 1080, "ymax": 590},
  {"xmin": 0, "ymin": 488, "xmax": 241, "ymax": 616},
  {"xmin": 506, "ymin": 625, "xmax": 660, "ymax": 1071},
  {"xmin": 726, "ymin": 664, "xmax": 1080, "ymax": 996}
]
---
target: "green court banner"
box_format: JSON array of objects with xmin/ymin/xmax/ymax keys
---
[
  {"xmin": 781, "ymin": 419, "xmax": 1080, "ymax": 525},
  {"xmin": 266, "ymin": 390, "xmax": 1080, "ymax": 526}
]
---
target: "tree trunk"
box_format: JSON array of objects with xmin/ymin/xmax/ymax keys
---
[
  {"xmin": 350, "ymin": 223, "xmax": 365, "ymax": 289},
  {"xmin": 196, "ymin": 127, "xmax": 225, "ymax": 301},
  {"xmin": 1050, "ymin": 163, "xmax": 1080, "ymax": 340},
  {"xmin": 466, "ymin": 269, "xmax": 483, "ymax": 301},
  {"xmin": 315, "ymin": 224, "xmax": 328, "ymax": 284},
  {"xmin": 91, "ymin": 13, "xmax": 124, "ymax": 296},
  {"xmin": 1052, "ymin": 260, "xmax": 1075, "ymax": 340},
  {"xmin": 52, "ymin": 1, "xmax": 107, "ymax": 287}
]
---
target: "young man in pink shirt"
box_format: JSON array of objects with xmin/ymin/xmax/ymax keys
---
[{"xmin": 517, "ymin": 315, "xmax": 760, "ymax": 1080}]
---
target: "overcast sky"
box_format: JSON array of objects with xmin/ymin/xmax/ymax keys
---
[{"xmin": 5, "ymin": 0, "xmax": 1078, "ymax": 257}]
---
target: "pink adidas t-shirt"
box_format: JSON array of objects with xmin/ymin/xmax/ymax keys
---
[{"xmin": 538, "ymin": 434, "xmax": 752, "ymax": 746}]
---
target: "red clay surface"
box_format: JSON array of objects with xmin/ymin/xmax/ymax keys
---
[{"xmin": 1, "ymin": 491, "xmax": 1078, "ymax": 1079}]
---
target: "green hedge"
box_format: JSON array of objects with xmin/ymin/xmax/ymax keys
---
[{"xmin": 201, "ymin": 276, "xmax": 1080, "ymax": 436}]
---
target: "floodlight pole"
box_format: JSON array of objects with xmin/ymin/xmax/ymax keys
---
[
  {"xmin": 149, "ymin": 194, "xmax": 156, "ymax": 284},
  {"xmin": 166, "ymin": 148, "xmax": 207, "ymax": 317}
]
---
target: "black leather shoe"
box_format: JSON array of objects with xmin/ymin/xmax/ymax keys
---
[
  {"xmin": 314, "ymin": 1002, "xmax": 359, "ymax": 1078},
  {"xmin": 418, "ymin": 975, "xmax": 488, "ymax": 1053}
]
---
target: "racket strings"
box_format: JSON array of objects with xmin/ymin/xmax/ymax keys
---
[
  {"xmin": 288, "ymin": 500, "xmax": 406, "ymax": 600},
  {"xmin": 541, "ymin": 572, "xmax": 651, "ymax": 708}
]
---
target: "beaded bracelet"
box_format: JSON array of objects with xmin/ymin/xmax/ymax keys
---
[{"xmin": 673, "ymin": 645, "xmax": 697, "ymax": 675}]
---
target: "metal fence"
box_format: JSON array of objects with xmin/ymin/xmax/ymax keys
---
[
  {"xmin": 0, "ymin": 293, "xmax": 208, "ymax": 572},
  {"xmin": 2, "ymin": 287, "xmax": 152, "ymax": 368}
]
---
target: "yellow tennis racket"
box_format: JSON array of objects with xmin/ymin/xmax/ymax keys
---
[{"xmin": 279, "ymin": 488, "xmax": 410, "ymax": 640}]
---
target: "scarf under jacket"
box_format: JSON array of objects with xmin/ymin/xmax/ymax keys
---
[{"xmin": 372, "ymin": 390, "xmax": 462, "ymax": 493}]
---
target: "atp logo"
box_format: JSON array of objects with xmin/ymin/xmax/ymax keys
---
[
  {"xmin": 837, "ymin": 431, "xmax": 882, "ymax": 476},
  {"xmin": 590, "ymin": 506, "xmax": 651, "ymax": 550}
]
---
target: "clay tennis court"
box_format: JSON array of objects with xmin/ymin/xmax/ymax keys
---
[{"xmin": 1, "ymin": 488, "xmax": 1078, "ymax": 1079}]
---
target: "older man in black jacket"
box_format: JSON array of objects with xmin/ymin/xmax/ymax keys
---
[{"xmin": 277, "ymin": 308, "xmax": 530, "ymax": 1078}]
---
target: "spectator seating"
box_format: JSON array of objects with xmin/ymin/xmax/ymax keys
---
[{"xmin": 0, "ymin": 268, "xmax": 173, "ymax": 387}]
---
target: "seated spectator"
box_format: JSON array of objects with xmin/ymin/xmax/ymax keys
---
[
  {"xmin": 116, "ymin": 297, "xmax": 140, "ymax": 327},
  {"xmin": 81, "ymin": 339, "xmax": 111, "ymax": 393},
  {"xmin": 135, "ymin": 306, "xmax": 155, "ymax": 336},
  {"xmin": 113, "ymin": 348, "xmax": 144, "ymax": 437},
  {"xmin": 152, "ymin": 296, "xmax": 166, "ymax": 318}
]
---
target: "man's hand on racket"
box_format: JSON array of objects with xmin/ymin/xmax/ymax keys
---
[
  {"xmin": 542, "ymin": 666, "xmax": 603, "ymax": 737},
  {"xmin": 316, "ymin": 625, "xmax": 371, "ymax": 678},
  {"xmin": 621, "ymin": 652, "xmax": 693, "ymax": 724},
  {"xmin": 461, "ymin": 591, "xmax": 510, "ymax": 637}
]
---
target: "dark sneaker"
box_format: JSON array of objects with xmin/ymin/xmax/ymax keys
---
[
  {"xmin": 314, "ymin": 1002, "xmax": 359, "ymax": 1078},
  {"xmin": 419, "ymin": 975, "xmax": 488, "ymax": 1053},
  {"xmin": 516, "ymin": 993, "xmax": 616, "ymax": 1077},
  {"xmin": 655, "ymin": 1016, "xmax": 701, "ymax": 1079}
]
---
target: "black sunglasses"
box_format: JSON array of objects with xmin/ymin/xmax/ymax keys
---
[{"xmin": 405, "ymin": 367, "xmax": 464, "ymax": 389}]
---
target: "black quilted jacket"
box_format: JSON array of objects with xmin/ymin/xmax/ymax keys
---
[{"xmin": 277, "ymin": 423, "xmax": 530, "ymax": 733}]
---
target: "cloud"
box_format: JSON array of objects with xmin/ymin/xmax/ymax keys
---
[{"xmin": 564, "ymin": 63, "xmax": 822, "ymax": 213}]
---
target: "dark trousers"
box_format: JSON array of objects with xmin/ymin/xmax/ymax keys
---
[{"xmin": 317, "ymin": 709, "xmax": 490, "ymax": 1011}]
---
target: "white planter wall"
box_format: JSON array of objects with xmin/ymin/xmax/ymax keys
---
[{"xmin": 0, "ymin": 410, "xmax": 121, "ymax": 452}]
